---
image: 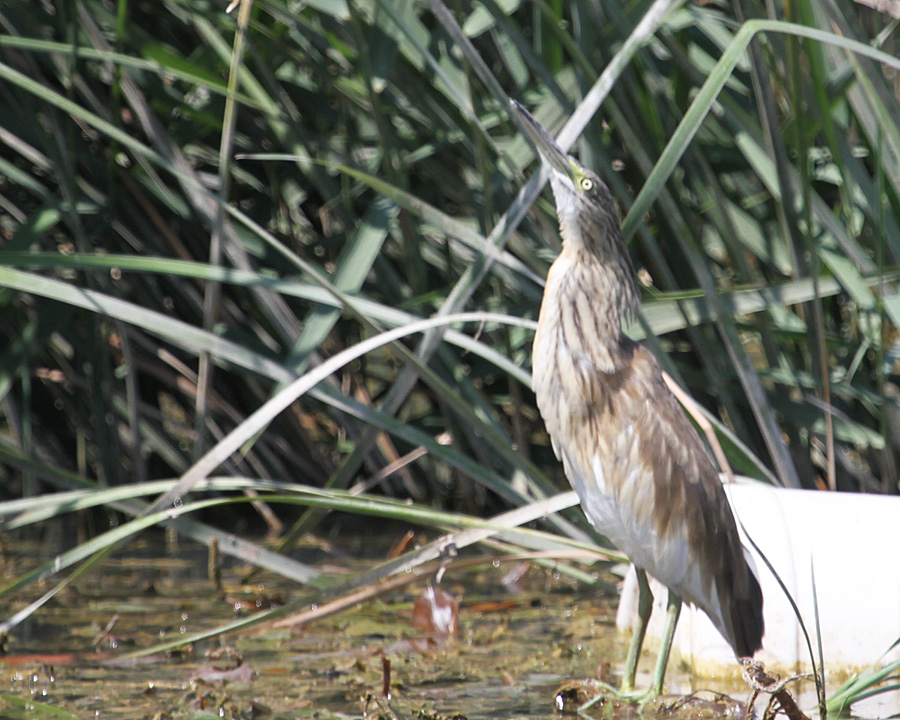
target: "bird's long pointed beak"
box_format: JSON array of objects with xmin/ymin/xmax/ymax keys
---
[{"xmin": 510, "ymin": 99, "xmax": 572, "ymax": 179}]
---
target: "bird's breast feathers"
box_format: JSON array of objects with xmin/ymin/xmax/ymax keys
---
[{"xmin": 534, "ymin": 331, "xmax": 709, "ymax": 590}]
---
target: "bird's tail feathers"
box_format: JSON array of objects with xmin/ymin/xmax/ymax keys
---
[{"xmin": 729, "ymin": 552, "xmax": 765, "ymax": 658}]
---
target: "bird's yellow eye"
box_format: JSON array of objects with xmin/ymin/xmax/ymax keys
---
[{"xmin": 580, "ymin": 177, "xmax": 594, "ymax": 192}]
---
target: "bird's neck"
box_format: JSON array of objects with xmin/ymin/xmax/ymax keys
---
[
  {"xmin": 542, "ymin": 243, "xmax": 640, "ymax": 373},
  {"xmin": 555, "ymin": 205, "xmax": 641, "ymax": 311}
]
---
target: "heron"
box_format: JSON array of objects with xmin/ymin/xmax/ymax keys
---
[{"xmin": 511, "ymin": 99, "xmax": 764, "ymax": 697}]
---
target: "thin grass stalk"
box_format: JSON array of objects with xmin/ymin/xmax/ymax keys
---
[
  {"xmin": 108, "ymin": 0, "xmax": 128, "ymax": 246},
  {"xmin": 19, "ymin": 336, "xmax": 33, "ymax": 499},
  {"xmin": 194, "ymin": 0, "xmax": 253, "ymax": 459},
  {"xmin": 789, "ymin": 6, "xmax": 835, "ymax": 490},
  {"xmin": 117, "ymin": 321, "xmax": 146, "ymax": 486},
  {"xmin": 876, "ymin": 126, "xmax": 893, "ymax": 491},
  {"xmin": 811, "ymin": 562, "xmax": 828, "ymax": 718}
]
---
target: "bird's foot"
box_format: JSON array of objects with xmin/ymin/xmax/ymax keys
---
[{"xmin": 616, "ymin": 687, "xmax": 660, "ymax": 703}]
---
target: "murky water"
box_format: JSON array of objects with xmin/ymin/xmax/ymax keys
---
[
  {"xmin": 0, "ymin": 533, "xmax": 891, "ymax": 719},
  {"xmin": 0, "ymin": 534, "xmax": 620, "ymax": 719}
]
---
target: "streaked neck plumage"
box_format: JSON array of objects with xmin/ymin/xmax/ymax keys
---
[{"xmin": 542, "ymin": 169, "xmax": 641, "ymax": 374}]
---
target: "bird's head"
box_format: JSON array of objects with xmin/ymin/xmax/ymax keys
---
[{"xmin": 510, "ymin": 99, "xmax": 621, "ymax": 256}]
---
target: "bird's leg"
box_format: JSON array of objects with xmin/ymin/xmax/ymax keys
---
[
  {"xmin": 575, "ymin": 568, "xmax": 653, "ymax": 714},
  {"xmin": 620, "ymin": 567, "xmax": 653, "ymax": 693},
  {"xmin": 649, "ymin": 590, "xmax": 682, "ymax": 696}
]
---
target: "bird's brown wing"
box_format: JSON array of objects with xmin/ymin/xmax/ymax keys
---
[{"xmin": 623, "ymin": 346, "xmax": 764, "ymax": 657}]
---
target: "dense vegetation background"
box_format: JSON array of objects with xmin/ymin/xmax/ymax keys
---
[{"xmin": 0, "ymin": 0, "xmax": 898, "ymax": 560}]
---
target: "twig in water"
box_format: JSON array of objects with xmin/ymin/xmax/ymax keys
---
[{"xmin": 742, "ymin": 659, "xmax": 812, "ymax": 720}]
